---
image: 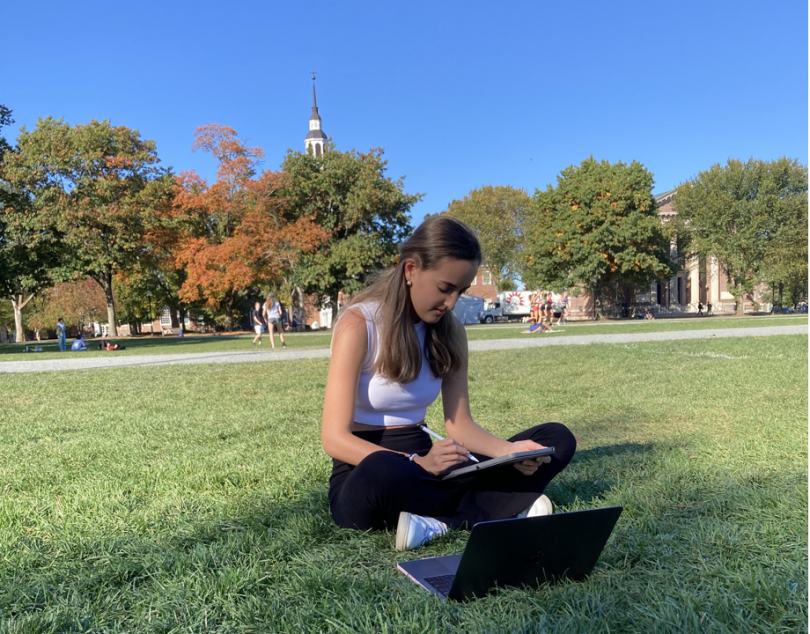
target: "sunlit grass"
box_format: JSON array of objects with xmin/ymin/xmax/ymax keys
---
[
  {"xmin": 1, "ymin": 314, "xmax": 806, "ymax": 362},
  {"xmin": 0, "ymin": 335, "xmax": 805, "ymax": 632}
]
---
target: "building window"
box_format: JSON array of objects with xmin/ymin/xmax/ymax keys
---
[
  {"xmin": 160, "ymin": 307, "xmax": 172, "ymax": 326},
  {"xmin": 470, "ymin": 274, "xmax": 477, "ymax": 285},
  {"xmin": 482, "ymin": 271, "xmax": 492, "ymax": 286},
  {"xmin": 315, "ymin": 144, "xmax": 322, "ymax": 158}
]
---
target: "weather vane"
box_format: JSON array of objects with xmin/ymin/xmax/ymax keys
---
[{"xmin": 310, "ymin": 70, "xmax": 317, "ymax": 82}]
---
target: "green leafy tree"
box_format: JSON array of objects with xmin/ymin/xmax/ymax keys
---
[
  {"xmin": 281, "ymin": 144, "xmax": 419, "ymax": 316},
  {"xmin": 437, "ymin": 185, "xmax": 530, "ymax": 291},
  {"xmin": 1, "ymin": 117, "xmax": 174, "ymax": 335},
  {"xmin": 0, "ymin": 105, "xmax": 64, "ymax": 341},
  {"xmin": 523, "ymin": 157, "xmax": 673, "ymax": 316},
  {"xmin": 673, "ymin": 158, "xmax": 807, "ymax": 315}
]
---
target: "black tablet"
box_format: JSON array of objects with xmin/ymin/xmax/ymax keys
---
[{"xmin": 442, "ymin": 447, "xmax": 556, "ymax": 480}]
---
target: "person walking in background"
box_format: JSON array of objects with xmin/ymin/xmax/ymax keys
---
[
  {"xmin": 56, "ymin": 318, "xmax": 67, "ymax": 352},
  {"xmin": 558, "ymin": 291, "xmax": 570, "ymax": 325},
  {"xmin": 530, "ymin": 290, "xmax": 541, "ymax": 323},
  {"xmin": 537, "ymin": 291, "xmax": 547, "ymax": 323},
  {"xmin": 550, "ymin": 291, "xmax": 562, "ymax": 326},
  {"xmin": 697, "ymin": 302, "xmax": 704, "ymax": 316},
  {"xmin": 264, "ymin": 294, "xmax": 287, "ymax": 349},
  {"xmin": 250, "ymin": 301, "xmax": 266, "ymax": 346},
  {"xmin": 706, "ymin": 302, "xmax": 713, "ymax": 316}
]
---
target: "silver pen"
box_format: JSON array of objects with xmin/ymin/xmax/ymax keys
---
[{"xmin": 418, "ymin": 425, "xmax": 480, "ymax": 463}]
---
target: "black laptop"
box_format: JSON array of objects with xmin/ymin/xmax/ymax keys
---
[{"xmin": 397, "ymin": 506, "xmax": 623, "ymax": 601}]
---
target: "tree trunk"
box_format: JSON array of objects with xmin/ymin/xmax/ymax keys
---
[
  {"xmin": 736, "ymin": 282, "xmax": 745, "ymax": 316},
  {"xmin": 223, "ymin": 294, "xmax": 234, "ymax": 331},
  {"xmin": 296, "ymin": 286, "xmax": 306, "ymax": 330},
  {"xmin": 97, "ymin": 270, "xmax": 118, "ymax": 336},
  {"xmin": 10, "ymin": 293, "xmax": 35, "ymax": 343},
  {"xmin": 778, "ymin": 282, "xmax": 783, "ymax": 312},
  {"xmin": 168, "ymin": 304, "xmax": 181, "ymax": 329},
  {"xmin": 177, "ymin": 306, "xmax": 187, "ymax": 333},
  {"xmin": 329, "ymin": 290, "xmax": 340, "ymax": 328}
]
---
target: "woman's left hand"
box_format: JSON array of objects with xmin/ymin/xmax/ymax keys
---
[{"xmin": 507, "ymin": 439, "xmax": 551, "ymax": 476}]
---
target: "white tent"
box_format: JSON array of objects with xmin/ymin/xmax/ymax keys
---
[{"xmin": 452, "ymin": 293, "xmax": 485, "ymax": 324}]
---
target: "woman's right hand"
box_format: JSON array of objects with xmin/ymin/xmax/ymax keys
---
[{"xmin": 413, "ymin": 438, "xmax": 470, "ymax": 476}]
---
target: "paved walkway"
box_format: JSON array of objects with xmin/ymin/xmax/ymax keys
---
[{"xmin": 0, "ymin": 325, "xmax": 805, "ymax": 373}]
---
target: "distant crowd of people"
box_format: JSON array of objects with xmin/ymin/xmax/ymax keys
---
[{"xmin": 523, "ymin": 290, "xmax": 569, "ymax": 334}]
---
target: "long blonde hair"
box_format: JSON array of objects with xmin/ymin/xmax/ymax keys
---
[{"xmin": 347, "ymin": 216, "xmax": 482, "ymax": 383}]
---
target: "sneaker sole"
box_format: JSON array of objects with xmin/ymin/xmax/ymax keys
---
[{"xmin": 395, "ymin": 512, "xmax": 412, "ymax": 551}]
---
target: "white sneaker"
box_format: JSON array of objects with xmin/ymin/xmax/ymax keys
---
[
  {"xmin": 395, "ymin": 512, "xmax": 449, "ymax": 551},
  {"xmin": 517, "ymin": 494, "xmax": 554, "ymax": 519}
]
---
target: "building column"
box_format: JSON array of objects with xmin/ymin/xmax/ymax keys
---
[
  {"xmin": 689, "ymin": 256, "xmax": 700, "ymax": 310},
  {"xmin": 709, "ymin": 256, "xmax": 720, "ymax": 304}
]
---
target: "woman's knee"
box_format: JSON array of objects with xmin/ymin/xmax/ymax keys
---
[
  {"xmin": 521, "ymin": 422, "xmax": 577, "ymax": 465},
  {"xmin": 349, "ymin": 450, "xmax": 409, "ymax": 490},
  {"xmin": 543, "ymin": 422, "xmax": 576, "ymax": 465}
]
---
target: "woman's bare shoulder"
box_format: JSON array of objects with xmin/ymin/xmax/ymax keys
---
[{"xmin": 332, "ymin": 307, "xmax": 369, "ymax": 348}]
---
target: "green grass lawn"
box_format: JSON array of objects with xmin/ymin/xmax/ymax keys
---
[
  {"xmin": 0, "ymin": 335, "xmax": 806, "ymax": 632},
  {"xmin": 1, "ymin": 314, "xmax": 806, "ymax": 362}
]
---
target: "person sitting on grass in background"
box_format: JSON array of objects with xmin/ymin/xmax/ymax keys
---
[
  {"xmin": 321, "ymin": 216, "xmax": 576, "ymax": 551},
  {"xmin": 97, "ymin": 340, "xmax": 126, "ymax": 350},
  {"xmin": 71, "ymin": 334, "xmax": 88, "ymax": 351},
  {"xmin": 522, "ymin": 318, "xmax": 557, "ymax": 334}
]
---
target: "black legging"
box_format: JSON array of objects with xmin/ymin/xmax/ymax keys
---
[{"xmin": 329, "ymin": 423, "xmax": 576, "ymax": 531}]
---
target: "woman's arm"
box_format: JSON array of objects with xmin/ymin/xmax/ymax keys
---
[
  {"xmin": 322, "ymin": 310, "xmax": 469, "ymax": 473},
  {"xmin": 321, "ymin": 309, "xmax": 386, "ymax": 465},
  {"xmin": 441, "ymin": 329, "xmax": 550, "ymax": 474}
]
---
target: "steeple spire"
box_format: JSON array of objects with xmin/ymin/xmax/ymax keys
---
[
  {"xmin": 305, "ymin": 71, "xmax": 327, "ymax": 157},
  {"xmin": 312, "ymin": 73, "xmax": 318, "ymax": 109}
]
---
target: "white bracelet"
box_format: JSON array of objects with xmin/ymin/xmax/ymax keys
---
[{"xmin": 408, "ymin": 453, "xmax": 419, "ymax": 461}]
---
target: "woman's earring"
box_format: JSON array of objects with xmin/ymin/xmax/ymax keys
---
[{"xmin": 406, "ymin": 280, "xmax": 412, "ymax": 287}]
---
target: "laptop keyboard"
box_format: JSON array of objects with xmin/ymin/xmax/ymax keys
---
[{"xmin": 424, "ymin": 574, "xmax": 455, "ymax": 597}]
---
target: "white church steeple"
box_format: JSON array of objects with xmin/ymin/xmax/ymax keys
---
[{"xmin": 305, "ymin": 73, "xmax": 327, "ymax": 158}]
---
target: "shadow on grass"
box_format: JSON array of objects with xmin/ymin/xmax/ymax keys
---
[
  {"xmin": 573, "ymin": 442, "xmax": 654, "ymax": 463},
  {"xmin": 4, "ymin": 460, "xmax": 807, "ymax": 633},
  {"xmin": 546, "ymin": 442, "xmax": 654, "ymax": 507}
]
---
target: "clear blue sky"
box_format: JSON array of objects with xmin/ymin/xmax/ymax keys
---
[{"xmin": 2, "ymin": 0, "xmax": 807, "ymax": 225}]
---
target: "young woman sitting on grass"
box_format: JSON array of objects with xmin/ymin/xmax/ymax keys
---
[
  {"xmin": 321, "ymin": 216, "xmax": 576, "ymax": 551},
  {"xmin": 521, "ymin": 318, "xmax": 556, "ymax": 334}
]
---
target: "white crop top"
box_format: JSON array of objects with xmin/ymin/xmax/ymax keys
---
[{"xmin": 333, "ymin": 301, "xmax": 443, "ymax": 426}]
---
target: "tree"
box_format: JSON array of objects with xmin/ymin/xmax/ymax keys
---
[
  {"xmin": 1, "ymin": 117, "xmax": 174, "ymax": 335},
  {"xmin": 281, "ymin": 144, "xmax": 419, "ymax": 317},
  {"xmin": 523, "ymin": 157, "xmax": 673, "ymax": 316},
  {"xmin": 0, "ymin": 105, "xmax": 64, "ymax": 341},
  {"xmin": 173, "ymin": 124, "xmax": 326, "ymax": 330},
  {"xmin": 26, "ymin": 278, "xmax": 107, "ymax": 336},
  {"xmin": 673, "ymin": 158, "xmax": 807, "ymax": 315},
  {"xmin": 437, "ymin": 185, "xmax": 530, "ymax": 291},
  {"xmin": 762, "ymin": 216, "xmax": 808, "ymax": 309}
]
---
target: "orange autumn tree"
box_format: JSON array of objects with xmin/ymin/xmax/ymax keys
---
[{"xmin": 173, "ymin": 124, "xmax": 326, "ymax": 330}]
